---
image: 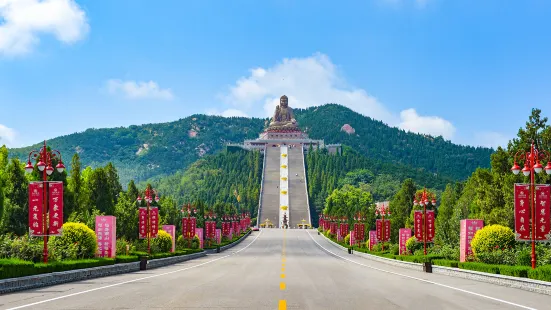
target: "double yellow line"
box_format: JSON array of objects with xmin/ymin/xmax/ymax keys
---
[{"xmin": 279, "ymin": 229, "xmax": 287, "ymax": 310}]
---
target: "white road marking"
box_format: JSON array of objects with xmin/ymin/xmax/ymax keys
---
[
  {"xmin": 5, "ymin": 231, "xmax": 263, "ymax": 310},
  {"xmin": 307, "ymin": 231, "xmax": 537, "ymax": 310}
]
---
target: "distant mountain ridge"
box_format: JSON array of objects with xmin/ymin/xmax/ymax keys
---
[{"xmin": 8, "ymin": 104, "xmax": 492, "ymax": 185}]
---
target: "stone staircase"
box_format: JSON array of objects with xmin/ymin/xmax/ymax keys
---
[
  {"xmin": 288, "ymin": 146, "xmax": 311, "ymax": 228},
  {"xmin": 259, "ymin": 146, "xmax": 281, "ymax": 228}
]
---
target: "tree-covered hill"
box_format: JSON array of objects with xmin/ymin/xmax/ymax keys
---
[{"xmin": 8, "ymin": 104, "xmax": 492, "ymax": 185}]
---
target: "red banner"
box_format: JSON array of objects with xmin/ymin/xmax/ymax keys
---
[
  {"xmin": 414, "ymin": 210, "xmax": 423, "ymax": 241},
  {"xmin": 150, "ymin": 207, "xmax": 158, "ymax": 238},
  {"xmin": 515, "ymin": 184, "xmax": 531, "ymax": 240},
  {"xmin": 206, "ymin": 221, "xmax": 216, "ymax": 239},
  {"xmin": 535, "ymin": 184, "xmax": 551, "ymax": 240},
  {"xmin": 222, "ymin": 222, "xmax": 231, "ymax": 238},
  {"xmin": 460, "ymin": 219, "xmax": 484, "ymax": 262},
  {"xmin": 330, "ymin": 222, "xmax": 337, "ymax": 235},
  {"xmin": 48, "ymin": 182, "xmax": 63, "ymax": 236},
  {"xmin": 340, "ymin": 223, "xmax": 349, "ymax": 239},
  {"xmin": 232, "ymin": 221, "xmax": 239, "ymax": 237},
  {"xmin": 96, "ymin": 216, "xmax": 116, "ymax": 258},
  {"xmin": 139, "ymin": 208, "xmax": 148, "ymax": 239},
  {"xmin": 28, "ymin": 182, "xmax": 44, "ymax": 236},
  {"xmin": 369, "ymin": 230, "xmax": 377, "ymax": 250},
  {"xmin": 426, "ymin": 210, "xmax": 435, "ymax": 243},
  {"xmin": 376, "ymin": 220, "xmax": 389, "ymax": 242},
  {"xmin": 399, "ymin": 228, "xmax": 411, "ymax": 255},
  {"xmin": 182, "ymin": 217, "xmax": 196, "ymax": 239}
]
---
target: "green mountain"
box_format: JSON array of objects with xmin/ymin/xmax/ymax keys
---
[{"xmin": 8, "ymin": 104, "xmax": 492, "ymax": 185}]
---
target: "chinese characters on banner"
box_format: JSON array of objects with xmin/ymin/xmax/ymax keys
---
[
  {"xmin": 324, "ymin": 220, "xmax": 330, "ymax": 231},
  {"xmin": 48, "ymin": 182, "xmax": 63, "ymax": 236},
  {"xmin": 216, "ymin": 228, "xmax": 222, "ymax": 244},
  {"xmin": 399, "ymin": 228, "xmax": 411, "ymax": 255},
  {"xmin": 426, "ymin": 210, "xmax": 435, "ymax": 242},
  {"xmin": 340, "ymin": 223, "xmax": 349, "ymax": 240},
  {"xmin": 376, "ymin": 220, "xmax": 390, "ymax": 242},
  {"xmin": 535, "ymin": 185, "xmax": 551, "ymax": 240},
  {"xmin": 195, "ymin": 228, "xmax": 203, "ymax": 248},
  {"xmin": 96, "ymin": 216, "xmax": 116, "ymax": 258},
  {"xmin": 330, "ymin": 222, "xmax": 337, "ymax": 235},
  {"xmin": 337, "ymin": 228, "xmax": 342, "ymax": 242},
  {"xmin": 162, "ymin": 225, "xmax": 176, "ymax": 252},
  {"xmin": 139, "ymin": 208, "xmax": 148, "ymax": 239},
  {"xmin": 206, "ymin": 222, "xmax": 216, "ymax": 240},
  {"xmin": 414, "ymin": 211, "xmax": 423, "ymax": 241},
  {"xmin": 369, "ymin": 230, "xmax": 377, "ymax": 251},
  {"xmin": 514, "ymin": 184, "xmax": 531, "ymax": 240},
  {"xmin": 28, "ymin": 182, "xmax": 44, "ymax": 236},
  {"xmin": 460, "ymin": 219, "xmax": 484, "ymax": 262},
  {"xmin": 353, "ymin": 223, "xmax": 365, "ymax": 242},
  {"xmin": 222, "ymin": 222, "xmax": 231, "ymax": 238},
  {"xmin": 349, "ymin": 230, "xmax": 355, "ymax": 246},
  {"xmin": 232, "ymin": 221, "xmax": 239, "ymax": 237},
  {"xmin": 150, "ymin": 207, "xmax": 158, "ymax": 238}
]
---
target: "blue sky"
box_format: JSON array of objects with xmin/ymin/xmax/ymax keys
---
[{"xmin": 1, "ymin": 0, "xmax": 550, "ymax": 149}]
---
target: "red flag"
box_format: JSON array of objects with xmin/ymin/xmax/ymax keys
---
[
  {"xmin": 139, "ymin": 208, "xmax": 148, "ymax": 239},
  {"xmin": 515, "ymin": 184, "xmax": 531, "ymax": 241},
  {"xmin": 426, "ymin": 210, "xmax": 435, "ymax": 243},
  {"xmin": 414, "ymin": 210, "xmax": 423, "ymax": 242},
  {"xmin": 150, "ymin": 207, "xmax": 159, "ymax": 238},
  {"xmin": 48, "ymin": 182, "xmax": 63, "ymax": 236},
  {"xmin": 28, "ymin": 182, "xmax": 44, "ymax": 236},
  {"xmin": 376, "ymin": 220, "xmax": 382, "ymax": 241},
  {"xmin": 535, "ymin": 184, "xmax": 551, "ymax": 241}
]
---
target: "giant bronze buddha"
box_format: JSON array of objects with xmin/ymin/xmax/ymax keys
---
[{"xmin": 267, "ymin": 95, "xmax": 299, "ymax": 131}]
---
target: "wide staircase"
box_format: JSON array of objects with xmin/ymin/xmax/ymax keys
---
[
  {"xmin": 259, "ymin": 146, "xmax": 281, "ymax": 227},
  {"xmin": 288, "ymin": 146, "xmax": 311, "ymax": 228}
]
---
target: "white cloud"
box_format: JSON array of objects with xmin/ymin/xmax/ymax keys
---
[
  {"xmin": 106, "ymin": 79, "xmax": 174, "ymax": 100},
  {"xmin": 0, "ymin": 0, "xmax": 89, "ymax": 56},
  {"xmin": 398, "ymin": 108, "xmax": 456, "ymax": 140},
  {"xmin": 473, "ymin": 131, "xmax": 509, "ymax": 149},
  {"xmin": 206, "ymin": 108, "xmax": 249, "ymax": 118},
  {"xmin": 219, "ymin": 53, "xmax": 457, "ymax": 140},
  {"xmin": 0, "ymin": 124, "xmax": 16, "ymax": 146}
]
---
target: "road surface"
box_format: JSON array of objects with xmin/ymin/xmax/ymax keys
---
[{"xmin": 1, "ymin": 229, "xmax": 549, "ymax": 310}]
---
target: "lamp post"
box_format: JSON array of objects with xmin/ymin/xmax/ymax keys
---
[
  {"xmin": 353, "ymin": 212, "xmax": 366, "ymax": 248},
  {"xmin": 25, "ymin": 140, "xmax": 65, "ymax": 263},
  {"xmin": 413, "ymin": 188, "xmax": 437, "ymax": 255},
  {"xmin": 181, "ymin": 204, "xmax": 197, "ymax": 248},
  {"xmin": 511, "ymin": 141, "xmax": 551, "ymax": 269},
  {"xmin": 137, "ymin": 186, "xmax": 160, "ymax": 255},
  {"xmin": 204, "ymin": 211, "xmax": 217, "ymax": 247},
  {"xmin": 374, "ymin": 204, "xmax": 391, "ymax": 251}
]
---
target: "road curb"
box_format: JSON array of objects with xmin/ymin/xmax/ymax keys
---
[
  {"xmin": 317, "ymin": 231, "xmax": 551, "ymax": 296},
  {"xmin": 205, "ymin": 230, "xmax": 252, "ymax": 254},
  {"xmin": 0, "ymin": 251, "xmax": 206, "ymax": 295}
]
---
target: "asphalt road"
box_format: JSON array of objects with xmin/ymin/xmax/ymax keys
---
[{"xmin": 1, "ymin": 229, "xmax": 550, "ymax": 310}]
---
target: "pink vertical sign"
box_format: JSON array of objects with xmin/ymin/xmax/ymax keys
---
[
  {"xmin": 195, "ymin": 228, "xmax": 203, "ymax": 249},
  {"xmin": 349, "ymin": 230, "xmax": 355, "ymax": 246},
  {"xmin": 337, "ymin": 228, "xmax": 342, "ymax": 242},
  {"xmin": 96, "ymin": 216, "xmax": 116, "ymax": 258},
  {"xmin": 460, "ymin": 219, "xmax": 484, "ymax": 262},
  {"xmin": 399, "ymin": 228, "xmax": 411, "ymax": 255},
  {"xmin": 369, "ymin": 230, "xmax": 377, "ymax": 251},
  {"xmin": 162, "ymin": 225, "xmax": 176, "ymax": 252},
  {"xmin": 229, "ymin": 227, "xmax": 234, "ymax": 239},
  {"xmin": 216, "ymin": 228, "xmax": 221, "ymax": 244}
]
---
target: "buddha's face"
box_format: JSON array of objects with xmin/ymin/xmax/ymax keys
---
[{"xmin": 280, "ymin": 97, "xmax": 288, "ymax": 108}]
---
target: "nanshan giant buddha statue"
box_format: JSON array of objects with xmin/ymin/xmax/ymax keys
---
[{"xmin": 268, "ymin": 95, "xmax": 298, "ymax": 130}]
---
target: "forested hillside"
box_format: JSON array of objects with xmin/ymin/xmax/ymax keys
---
[{"xmin": 9, "ymin": 104, "xmax": 492, "ymax": 185}]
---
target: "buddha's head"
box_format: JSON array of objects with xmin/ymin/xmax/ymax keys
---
[{"xmin": 280, "ymin": 95, "xmax": 288, "ymax": 108}]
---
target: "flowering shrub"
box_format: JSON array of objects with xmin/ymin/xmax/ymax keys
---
[
  {"xmin": 48, "ymin": 222, "xmax": 97, "ymax": 260},
  {"xmin": 0, "ymin": 234, "xmax": 43, "ymax": 262},
  {"xmin": 470, "ymin": 224, "xmax": 515, "ymax": 258},
  {"xmin": 152, "ymin": 230, "xmax": 172, "ymax": 253},
  {"xmin": 176, "ymin": 235, "xmax": 199, "ymax": 250},
  {"xmin": 344, "ymin": 234, "xmax": 350, "ymax": 246},
  {"xmin": 406, "ymin": 236, "xmax": 421, "ymax": 254}
]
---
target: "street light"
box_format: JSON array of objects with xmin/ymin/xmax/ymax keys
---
[
  {"xmin": 413, "ymin": 188, "xmax": 437, "ymax": 255},
  {"xmin": 137, "ymin": 186, "xmax": 160, "ymax": 254},
  {"xmin": 374, "ymin": 204, "xmax": 391, "ymax": 251},
  {"xmin": 25, "ymin": 140, "xmax": 65, "ymax": 263},
  {"xmin": 511, "ymin": 141, "xmax": 551, "ymax": 269}
]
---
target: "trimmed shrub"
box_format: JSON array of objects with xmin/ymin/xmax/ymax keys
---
[
  {"xmin": 499, "ymin": 265, "xmax": 530, "ymax": 278},
  {"xmin": 152, "ymin": 230, "xmax": 173, "ymax": 253},
  {"xmin": 115, "ymin": 255, "xmax": 139, "ymax": 264},
  {"xmin": 116, "ymin": 238, "xmax": 135, "ymax": 255},
  {"xmin": 470, "ymin": 224, "xmax": 515, "ymax": 258},
  {"xmin": 0, "ymin": 258, "xmax": 35, "ymax": 279},
  {"xmin": 432, "ymin": 259, "xmax": 459, "ymax": 268},
  {"xmin": 49, "ymin": 222, "xmax": 97, "ymax": 260},
  {"xmin": 344, "ymin": 234, "xmax": 350, "ymax": 246},
  {"xmin": 476, "ymin": 248, "xmax": 516, "ymax": 265},
  {"xmin": 406, "ymin": 236, "xmax": 421, "ymax": 255},
  {"xmin": 528, "ymin": 265, "xmax": 551, "ymax": 282},
  {"xmin": 390, "ymin": 244, "xmax": 399, "ymax": 255},
  {"xmin": 458, "ymin": 262, "xmax": 500, "ymax": 274}
]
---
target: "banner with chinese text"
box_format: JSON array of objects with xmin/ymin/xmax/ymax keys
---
[
  {"xmin": 349, "ymin": 230, "xmax": 355, "ymax": 246},
  {"xmin": 399, "ymin": 228, "xmax": 411, "ymax": 255},
  {"xmin": 139, "ymin": 208, "xmax": 148, "ymax": 239},
  {"xmin": 195, "ymin": 228, "xmax": 203, "ymax": 248},
  {"xmin": 28, "ymin": 182, "xmax": 44, "ymax": 236},
  {"xmin": 96, "ymin": 216, "xmax": 116, "ymax": 258},
  {"xmin": 515, "ymin": 184, "xmax": 531, "ymax": 240},
  {"xmin": 426, "ymin": 210, "xmax": 435, "ymax": 243},
  {"xmin": 48, "ymin": 182, "xmax": 64, "ymax": 236},
  {"xmin": 414, "ymin": 210, "xmax": 423, "ymax": 241},
  {"xmin": 162, "ymin": 225, "xmax": 176, "ymax": 252},
  {"xmin": 369, "ymin": 230, "xmax": 377, "ymax": 250},
  {"xmin": 460, "ymin": 219, "xmax": 484, "ymax": 262},
  {"xmin": 376, "ymin": 220, "xmax": 389, "ymax": 242},
  {"xmin": 535, "ymin": 184, "xmax": 551, "ymax": 241},
  {"xmin": 216, "ymin": 228, "xmax": 221, "ymax": 244},
  {"xmin": 150, "ymin": 207, "xmax": 158, "ymax": 238}
]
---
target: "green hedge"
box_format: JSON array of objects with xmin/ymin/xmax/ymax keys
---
[
  {"xmin": 499, "ymin": 265, "xmax": 530, "ymax": 278},
  {"xmin": 0, "ymin": 258, "xmax": 116, "ymax": 279},
  {"xmin": 528, "ymin": 265, "xmax": 551, "ymax": 282},
  {"xmin": 433, "ymin": 259, "xmax": 459, "ymax": 268},
  {"xmin": 458, "ymin": 262, "xmax": 500, "ymax": 274},
  {"xmin": 115, "ymin": 255, "xmax": 139, "ymax": 264}
]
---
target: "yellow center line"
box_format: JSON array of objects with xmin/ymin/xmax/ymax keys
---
[
  {"xmin": 281, "ymin": 267, "xmax": 285, "ymax": 272},
  {"xmin": 281, "ymin": 274, "xmax": 285, "ymax": 278},
  {"xmin": 279, "ymin": 300, "xmax": 287, "ymax": 310},
  {"xmin": 280, "ymin": 282, "xmax": 286, "ymax": 290}
]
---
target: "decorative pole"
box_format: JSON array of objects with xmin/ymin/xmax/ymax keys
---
[
  {"xmin": 375, "ymin": 204, "xmax": 391, "ymax": 251},
  {"xmin": 413, "ymin": 189, "xmax": 436, "ymax": 255},
  {"xmin": 137, "ymin": 186, "xmax": 159, "ymax": 255},
  {"xmin": 511, "ymin": 141, "xmax": 551, "ymax": 269},
  {"xmin": 25, "ymin": 140, "xmax": 65, "ymax": 263}
]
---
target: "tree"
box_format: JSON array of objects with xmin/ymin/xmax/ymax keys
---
[
  {"xmin": 389, "ymin": 179, "xmax": 416, "ymax": 242},
  {"xmin": 68, "ymin": 154, "xmax": 83, "ymax": 219},
  {"xmin": 1, "ymin": 159, "xmax": 28, "ymax": 235},
  {"xmin": 114, "ymin": 192, "xmax": 138, "ymax": 240},
  {"xmin": 434, "ymin": 183, "xmax": 458, "ymax": 245}
]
